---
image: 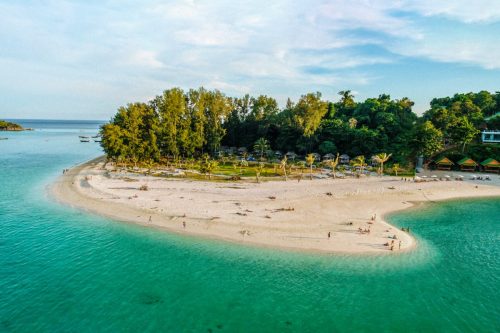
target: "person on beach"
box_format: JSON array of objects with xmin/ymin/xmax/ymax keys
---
[
  {"xmin": 399, "ymin": 241, "xmax": 401, "ymax": 250},
  {"xmin": 183, "ymin": 221, "xmax": 186, "ymax": 229},
  {"xmin": 328, "ymin": 232, "xmax": 331, "ymax": 239},
  {"xmin": 149, "ymin": 216, "xmax": 152, "ymax": 223}
]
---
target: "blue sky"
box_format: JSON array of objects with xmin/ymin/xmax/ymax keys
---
[{"xmin": 1, "ymin": 0, "xmax": 500, "ymax": 120}]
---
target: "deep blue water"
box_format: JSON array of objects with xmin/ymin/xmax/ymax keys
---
[{"xmin": 0, "ymin": 120, "xmax": 499, "ymax": 332}]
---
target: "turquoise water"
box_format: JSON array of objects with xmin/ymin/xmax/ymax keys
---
[{"xmin": 1, "ymin": 121, "xmax": 499, "ymax": 332}]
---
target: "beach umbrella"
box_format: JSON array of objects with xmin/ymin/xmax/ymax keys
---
[
  {"xmin": 431, "ymin": 175, "xmax": 438, "ymax": 178},
  {"xmin": 444, "ymin": 175, "xmax": 450, "ymax": 178}
]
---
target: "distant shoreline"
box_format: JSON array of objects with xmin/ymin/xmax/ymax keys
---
[
  {"xmin": 0, "ymin": 119, "xmax": 32, "ymax": 131},
  {"xmin": 50, "ymin": 157, "xmax": 500, "ymax": 255}
]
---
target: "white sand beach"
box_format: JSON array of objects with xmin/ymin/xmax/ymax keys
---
[{"xmin": 51, "ymin": 158, "xmax": 500, "ymax": 254}]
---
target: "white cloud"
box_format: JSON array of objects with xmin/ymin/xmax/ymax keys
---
[
  {"xmin": 1, "ymin": 0, "xmax": 499, "ymax": 118},
  {"xmin": 401, "ymin": 0, "xmax": 500, "ymax": 23}
]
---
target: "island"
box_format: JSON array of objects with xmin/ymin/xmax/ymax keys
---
[
  {"xmin": 0, "ymin": 120, "xmax": 30, "ymax": 131},
  {"xmin": 51, "ymin": 87, "xmax": 500, "ymax": 254}
]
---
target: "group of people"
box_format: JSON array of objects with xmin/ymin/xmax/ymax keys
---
[{"xmin": 384, "ymin": 239, "xmax": 402, "ymax": 251}]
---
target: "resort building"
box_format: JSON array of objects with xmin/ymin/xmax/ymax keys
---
[{"xmin": 481, "ymin": 130, "xmax": 500, "ymax": 143}]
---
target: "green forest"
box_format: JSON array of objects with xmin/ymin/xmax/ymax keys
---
[{"xmin": 100, "ymin": 88, "xmax": 500, "ymax": 167}]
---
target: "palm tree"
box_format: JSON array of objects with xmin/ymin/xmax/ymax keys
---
[
  {"xmin": 306, "ymin": 153, "xmax": 315, "ymax": 180},
  {"xmin": 280, "ymin": 156, "xmax": 288, "ymax": 181},
  {"xmin": 326, "ymin": 153, "xmax": 340, "ymax": 179},
  {"xmin": 392, "ymin": 163, "xmax": 401, "ymax": 176},
  {"xmin": 255, "ymin": 162, "xmax": 265, "ymax": 183},
  {"xmin": 372, "ymin": 153, "xmax": 392, "ymax": 176},
  {"xmin": 239, "ymin": 159, "xmax": 248, "ymax": 174},
  {"xmin": 351, "ymin": 155, "xmax": 367, "ymax": 176},
  {"xmin": 253, "ymin": 138, "xmax": 270, "ymax": 160},
  {"xmin": 205, "ymin": 159, "xmax": 218, "ymax": 180}
]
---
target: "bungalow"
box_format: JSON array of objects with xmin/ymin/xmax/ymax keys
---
[
  {"xmin": 481, "ymin": 158, "xmax": 500, "ymax": 173},
  {"xmin": 323, "ymin": 153, "xmax": 336, "ymax": 160},
  {"xmin": 310, "ymin": 153, "xmax": 321, "ymax": 161},
  {"xmin": 285, "ymin": 152, "xmax": 297, "ymax": 161},
  {"xmin": 435, "ymin": 157, "xmax": 454, "ymax": 170},
  {"xmin": 340, "ymin": 154, "xmax": 350, "ymax": 164},
  {"xmin": 457, "ymin": 157, "xmax": 477, "ymax": 172}
]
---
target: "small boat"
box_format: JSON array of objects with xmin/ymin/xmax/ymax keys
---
[
  {"xmin": 0, "ymin": 137, "xmax": 8, "ymax": 140},
  {"xmin": 79, "ymin": 135, "xmax": 90, "ymax": 139},
  {"xmin": 80, "ymin": 139, "xmax": 90, "ymax": 142},
  {"xmin": 93, "ymin": 139, "xmax": 102, "ymax": 143},
  {"xmin": 92, "ymin": 135, "xmax": 100, "ymax": 138}
]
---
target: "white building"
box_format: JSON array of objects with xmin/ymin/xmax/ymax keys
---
[{"xmin": 481, "ymin": 130, "xmax": 500, "ymax": 143}]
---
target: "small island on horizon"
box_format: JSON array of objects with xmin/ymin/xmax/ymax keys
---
[{"xmin": 0, "ymin": 120, "xmax": 32, "ymax": 131}]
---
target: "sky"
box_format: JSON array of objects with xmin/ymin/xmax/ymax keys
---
[{"xmin": 1, "ymin": 0, "xmax": 500, "ymax": 120}]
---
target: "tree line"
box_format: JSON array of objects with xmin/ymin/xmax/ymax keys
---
[{"xmin": 100, "ymin": 88, "xmax": 500, "ymax": 165}]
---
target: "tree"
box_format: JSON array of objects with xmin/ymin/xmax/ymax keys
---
[
  {"xmin": 280, "ymin": 156, "xmax": 288, "ymax": 181},
  {"xmin": 204, "ymin": 90, "xmax": 233, "ymax": 154},
  {"xmin": 448, "ymin": 116, "xmax": 480, "ymax": 152},
  {"xmin": 255, "ymin": 162, "xmax": 265, "ymax": 183},
  {"xmin": 392, "ymin": 163, "xmax": 401, "ymax": 176},
  {"xmin": 412, "ymin": 121, "xmax": 444, "ymax": 159},
  {"xmin": 326, "ymin": 153, "xmax": 340, "ymax": 179},
  {"xmin": 306, "ymin": 153, "xmax": 315, "ymax": 180},
  {"xmin": 200, "ymin": 158, "xmax": 218, "ymax": 180},
  {"xmin": 372, "ymin": 153, "xmax": 392, "ymax": 175},
  {"xmin": 253, "ymin": 138, "xmax": 270, "ymax": 160},
  {"xmin": 351, "ymin": 155, "xmax": 367, "ymax": 175},
  {"xmin": 293, "ymin": 92, "xmax": 328, "ymax": 138},
  {"xmin": 318, "ymin": 140, "xmax": 336, "ymax": 155}
]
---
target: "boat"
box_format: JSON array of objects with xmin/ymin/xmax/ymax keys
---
[
  {"xmin": 79, "ymin": 135, "xmax": 90, "ymax": 139},
  {"xmin": 92, "ymin": 135, "xmax": 100, "ymax": 138},
  {"xmin": 80, "ymin": 139, "xmax": 90, "ymax": 142}
]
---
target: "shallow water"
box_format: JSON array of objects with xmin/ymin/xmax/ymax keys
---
[{"xmin": 1, "ymin": 120, "xmax": 499, "ymax": 332}]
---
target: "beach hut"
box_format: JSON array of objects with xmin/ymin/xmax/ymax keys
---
[
  {"xmin": 323, "ymin": 153, "xmax": 335, "ymax": 160},
  {"xmin": 340, "ymin": 154, "xmax": 350, "ymax": 164},
  {"xmin": 457, "ymin": 157, "xmax": 478, "ymax": 172},
  {"xmin": 435, "ymin": 157, "xmax": 454, "ymax": 170},
  {"xmin": 480, "ymin": 158, "xmax": 500, "ymax": 173},
  {"xmin": 311, "ymin": 153, "xmax": 321, "ymax": 161},
  {"xmin": 285, "ymin": 152, "xmax": 297, "ymax": 161}
]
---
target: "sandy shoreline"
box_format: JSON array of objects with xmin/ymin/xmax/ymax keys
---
[{"xmin": 50, "ymin": 157, "xmax": 500, "ymax": 255}]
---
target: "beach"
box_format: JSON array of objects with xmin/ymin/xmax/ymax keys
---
[{"xmin": 51, "ymin": 158, "xmax": 500, "ymax": 254}]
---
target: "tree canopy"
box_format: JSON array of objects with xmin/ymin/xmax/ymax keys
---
[{"xmin": 100, "ymin": 88, "xmax": 498, "ymax": 165}]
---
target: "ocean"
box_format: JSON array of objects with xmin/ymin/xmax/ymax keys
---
[{"xmin": 1, "ymin": 120, "xmax": 499, "ymax": 332}]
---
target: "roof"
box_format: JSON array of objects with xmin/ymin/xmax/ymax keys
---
[
  {"xmin": 435, "ymin": 157, "xmax": 454, "ymax": 165},
  {"xmin": 457, "ymin": 157, "xmax": 477, "ymax": 166},
  {"xmin": 480, "ymin": 158, "xmax": 500, "ymax": 167}
]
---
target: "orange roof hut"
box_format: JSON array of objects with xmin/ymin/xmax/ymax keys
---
[
  {"xmin": 435, "ymin": 157, "xmax": 454, "ymax": 170},
  {"xmin": 457, "ymin": 157, "xmax": 477, "ymax": 172},
  {"xmin": 481, "ymin": 158, "xmax": 500, "ymax": 173}
]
